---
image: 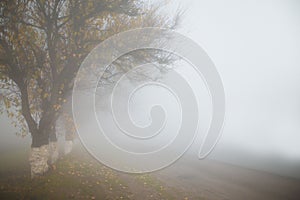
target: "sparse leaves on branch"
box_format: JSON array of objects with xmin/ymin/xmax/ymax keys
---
[{"xmin": 0, "ymin": 0, "xmax": 180, "ymax": 146}]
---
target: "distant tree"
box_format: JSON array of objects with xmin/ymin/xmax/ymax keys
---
[{"xmin": 0, "ymin": 0, "xmax": 179, "ymax": 177}]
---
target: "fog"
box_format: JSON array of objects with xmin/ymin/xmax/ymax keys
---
[
  {"xmin": 74, "ymin": 0, "xmax": 300, "ymax": 178},
  {"xmin": 177, "ymin": 0, "xmax": 300, "ymax": 178},
  {"xmin": 1, "ymin": 0, "xmax": 300, "ymax": 179}
]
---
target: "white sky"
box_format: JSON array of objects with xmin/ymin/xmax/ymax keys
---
[{"xmin": 173, "ymin": 0, "xmax": 300, "ymax": 159}]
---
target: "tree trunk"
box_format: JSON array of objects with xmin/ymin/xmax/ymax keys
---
[
  {"xmin": 29, "ymin": 130, "xmax": 50, "ymax": 178},
  {"xmin": 64, "ymin": 139, "xmax": 73, "ymax": 155},
  {"xmin": 49, "ymin": 130, "xmax": 59, "ymax": 164},
  {"xmin": 64, "ymin": 125, "xmax": 75, "ymax": 155},
  {"xmin": 31, "ymin": 130, "xmax": 49, "ymax": 148}
]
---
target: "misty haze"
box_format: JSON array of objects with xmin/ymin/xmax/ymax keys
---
[{"xmin": 1, "ymin": 0, "xmax": 300, "ymax": 200}]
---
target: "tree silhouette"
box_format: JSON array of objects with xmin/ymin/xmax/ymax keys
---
[{"xmin": 0, "ymin": 0, "xmax": 179, "ymax": 176}]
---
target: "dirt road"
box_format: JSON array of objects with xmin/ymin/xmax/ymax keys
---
[{"xmin": 154, "ymin": 155, "xmax": 300, "ymax": 200}]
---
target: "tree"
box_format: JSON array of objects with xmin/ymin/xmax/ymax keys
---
[{"xmin": 0, "ymin": 0, "xmax": 179, "ymax": 177}]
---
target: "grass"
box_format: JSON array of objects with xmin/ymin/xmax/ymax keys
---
[
  {"xmin": 0, "ymin": 145, "xmax": 196, "ymax": 200},
  {"xmin": 0, "ymin": 147, "xmax": 131, "ymax": 200}
]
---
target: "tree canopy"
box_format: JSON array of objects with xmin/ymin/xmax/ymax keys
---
[{"xmin": 0, "ymin": 0, "xmax": 179, "ymax": 147}]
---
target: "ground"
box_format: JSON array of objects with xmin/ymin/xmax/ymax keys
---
[
  {"xmin": 0, "ymin": 146, "xmax": 194, "ymax": 200},
  {"xmin": 1, "ymin": 145, "xmax": 300, "ymax": 200}
]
